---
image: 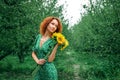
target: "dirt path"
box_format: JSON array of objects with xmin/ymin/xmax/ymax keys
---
[
  {"xmin": 66, "ymin": 51, "xmax": 81, "ymax": 80},
  {"xmin": 73, "ymin": 64, "xmax": 80, "ymax": 80}
]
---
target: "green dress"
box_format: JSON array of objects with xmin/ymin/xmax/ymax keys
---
[{"xmin": 32, "ymin": 34, "xmax": 58, "ymax": 80}]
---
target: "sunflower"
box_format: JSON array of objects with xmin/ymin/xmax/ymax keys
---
[
  {"xmin": 52, "ymin": 32, "xmax": 69, "ymax": 50},
  {"xmin": 61, "ymin": 39, "xmax": 69, "ymax": 50}
]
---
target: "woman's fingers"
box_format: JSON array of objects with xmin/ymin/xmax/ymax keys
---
[{"xmin": 37, "ymin": 59, "xmax": 46, "ymax": 65}]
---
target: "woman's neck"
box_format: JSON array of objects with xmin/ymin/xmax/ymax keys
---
[{"xmin": 43, "ymin": 30, "xmax": 52, "ymax": 38}]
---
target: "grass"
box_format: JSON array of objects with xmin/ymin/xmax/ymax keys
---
[
  {"xmin": 0, "ymin": 52, "xmax": 75, "ymax": 80},
  {"xmin": 72, "ymin": 52, "xmax": 120, "ymax": 80},
  {"xmin": 0, "ymin": 55, "xmax": 35, "ymax": 80},
  {"xmin": 0, "ymin": 51, "xmax": 120, "ymax": 80}
]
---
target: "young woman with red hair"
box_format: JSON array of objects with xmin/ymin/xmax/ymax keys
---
[{"xmin": 32, "ymin": 16, "xmax": 62, "ymax": 80}]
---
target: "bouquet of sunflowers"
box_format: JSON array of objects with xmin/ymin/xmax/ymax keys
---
[
  {"xmin": 32, "ymin": 32, "xmax": 69, "ymax": 77},
  {"xmin": 52, "ymin": 32, "xmax": 69, "ymax": 50}
]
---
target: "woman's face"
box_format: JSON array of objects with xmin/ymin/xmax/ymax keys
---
[{"xmin": 47, "ymin": 19, "xmax": 58, "ymax": 33}]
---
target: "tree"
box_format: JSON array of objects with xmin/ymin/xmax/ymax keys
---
[
  {"xmin": 71, "ymin": 0, "xmax": 120, "ymax": 54},
  {"xmin": 0, "ymin": 0, "xmax": 65, "ymax": 62}
]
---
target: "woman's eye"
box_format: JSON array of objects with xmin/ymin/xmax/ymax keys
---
[
  {"xmin": 51, "ymin": 23, "xmax": 54, "ymax": 25},
  {"xmin": 51, "ymin": 23, "xmax": 58, "ymax": 28}
]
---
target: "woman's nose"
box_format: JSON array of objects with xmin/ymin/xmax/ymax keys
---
[{"xmin": 52, "ymin": 25, "xmax": 56, "ymax": 29}]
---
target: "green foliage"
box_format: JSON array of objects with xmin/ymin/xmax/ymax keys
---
[
  {"xmin": 69, "ymin": 0, "xmax": 120, "ymax": 80},
  {"xmin": 70, "ymin": 51, "xmax": 120, "ymax": 80},
  {"xmin": 0, "ymin": 0, "xmax": 65, "ymax": 62},
  {"xmin": 0, "ymin": 51, "xmax": 120, "ymax": 80},
  {"xmin": 71, "ymin": 0, "xmax": 120, "ymax": 54},
  {"xmin": 1, "ymin": 0, "xmax": 120, "ymax": 80},
  {"xmin": 0, "ymin": 55, "xmax": 35, "ymax": 80},
  {"xmin": 0, "ymin": 51, "xmax": 75, "ymax": 80},
  {"xmin": 55, "ymin": 50, "xmax": 75, "ymax": 80}
]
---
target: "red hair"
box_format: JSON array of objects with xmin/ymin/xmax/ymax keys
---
[{"xmin": 40, "ymin": 16, "xmax": 62, "ymax": 36}]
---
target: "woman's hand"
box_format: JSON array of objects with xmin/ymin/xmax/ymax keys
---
[{"xmin": 36, "ymin": 59, "xmax": 46, "ymax": 65}]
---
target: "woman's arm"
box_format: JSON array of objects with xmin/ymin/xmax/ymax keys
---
[
  {"xmin": 48, "ymin": 44, "xmax": 59, "ymax": 62},
  {"xmin": 32, "ymin": 52, "xmax": 46, "ymax": 65}
]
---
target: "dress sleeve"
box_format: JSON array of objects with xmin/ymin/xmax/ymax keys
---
[{"xmin": 32, "ymin": 34, "xmax": 40, "ymax": 52}]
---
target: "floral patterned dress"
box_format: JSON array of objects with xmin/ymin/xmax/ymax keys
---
[{"xmin": 32, "ymin": 34, "xmax": 57, "ymax": 80}]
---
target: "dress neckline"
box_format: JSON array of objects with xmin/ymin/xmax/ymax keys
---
[{"xmin": 39, "ymin": 35, "xmax": 51, "ymax": 49}]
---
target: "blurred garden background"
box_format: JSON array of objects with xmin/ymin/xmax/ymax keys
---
[{"xmin": 0, "ymin": 0, "xmax": 120, "ymax": 80}]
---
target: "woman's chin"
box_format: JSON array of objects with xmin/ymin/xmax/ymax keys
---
[{"xmin": 50, "ymin": 30, "xmax": 56, "ymax": 33}]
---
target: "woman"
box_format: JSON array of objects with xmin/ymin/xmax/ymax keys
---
[{"xmin": 32, "ymin": 16, "xmax": 62, "ymax": 80}]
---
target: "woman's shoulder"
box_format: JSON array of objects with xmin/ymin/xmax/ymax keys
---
[
  {"xmin": 34, "ymin": 34, "xmax": 42, "ymax": 40},
  {"xmin": 36, "ymin": 34, "xmax": 42, "ymax": 37}
]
